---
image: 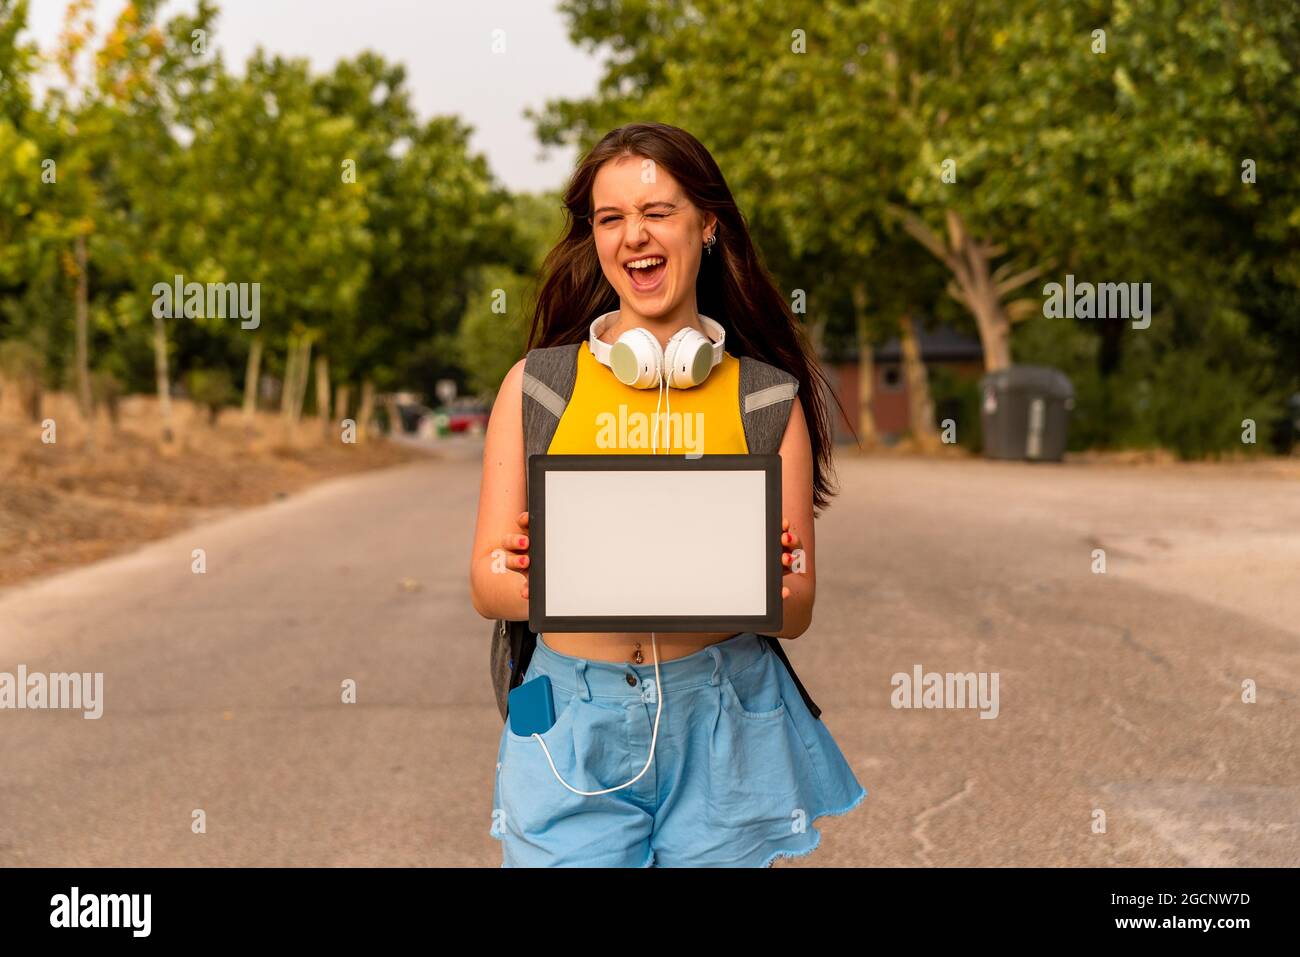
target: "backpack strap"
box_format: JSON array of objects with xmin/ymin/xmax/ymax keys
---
[
  {"xmin": 492, "ymin": 343, "xmax": 582, "ymax": 722},
  {"xmin": 737, "ymin": 356, "xmax": 823, "ymax": 721},
  {"xmin": 738, "ymin": 355, "xmax": 799, "ymax": 454},
  {"xmin": 522, "ymin": 343, "xmax": 582, "ymax": 460}
]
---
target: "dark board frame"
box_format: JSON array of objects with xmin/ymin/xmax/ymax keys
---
[{"xmin": 527, "ymin": 453, "xmax": 783, "ymax": 633}]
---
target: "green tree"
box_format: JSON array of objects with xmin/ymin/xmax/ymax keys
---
[
  {"xmin": 531, "ymin": 0, "xmax": 1299, "ymax": 456},
  {"xmin": 178, "ymin": 47, "xmax": 371, "ymax": 436},
  {"xmin": 456, "ymin": 191, "xmax": 565, "ymax": 397},
  {"xmin": 311, "ymin": 54, "xmax": 527, "ymax": 406}
]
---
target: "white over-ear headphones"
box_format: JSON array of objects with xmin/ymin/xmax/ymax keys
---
[
  {"xmin": 588, "ymin": 311, "xmax": 726, "ymax": 390},
  {"xmin": 587, "ymin": 310, "xmax": 725, "ymax": 454}
]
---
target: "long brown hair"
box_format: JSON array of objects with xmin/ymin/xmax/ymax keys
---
[{"xmin": 527, "ymin": 121, "xmax": 840, "ymax": 513}]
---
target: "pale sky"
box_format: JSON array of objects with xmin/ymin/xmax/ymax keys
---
[{"xmin": 21, "ymin": 0, "xmax": 606, "ymax": 194}]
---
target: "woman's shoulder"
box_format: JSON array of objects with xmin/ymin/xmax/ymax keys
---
[{"xmin": 495, "ymin": 358, "xmax": 526, "ymax": 406}]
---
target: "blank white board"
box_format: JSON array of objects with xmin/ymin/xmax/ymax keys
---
[{"xmin": 528, "ymin": 455, "xmax": 782, "ymax": 632}]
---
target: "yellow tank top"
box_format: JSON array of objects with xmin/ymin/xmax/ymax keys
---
[{"xmin": 547, "ymin": 341, "xmax": 750, "ymax": 455}]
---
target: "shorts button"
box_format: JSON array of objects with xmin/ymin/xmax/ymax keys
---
[{"xmin": 625, "ymin": 674, "xmax": 638, "ymax": 686}]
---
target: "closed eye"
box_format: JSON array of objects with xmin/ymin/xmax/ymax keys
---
[{"xmin": 598, "ymin": 212, "xmax": 670, "ymax": 224}]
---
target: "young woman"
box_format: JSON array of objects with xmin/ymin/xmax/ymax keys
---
[{"xmin": 469, "ymin": 122, "xmax": 866, "ymax": 867}]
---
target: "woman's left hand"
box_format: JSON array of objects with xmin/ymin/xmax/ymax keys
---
[{"xmin": 779, "ymin": 517, "xmax": 801, "ymax": 600}]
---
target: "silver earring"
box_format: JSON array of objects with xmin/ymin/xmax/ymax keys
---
[{"xmin": 704, "ymin": 232, "xmax": 716, "ymax": 255}]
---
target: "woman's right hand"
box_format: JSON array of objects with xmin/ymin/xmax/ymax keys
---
[{"xmin": 501, "ymin": 510, "xmax": 530, "ymax": 599}]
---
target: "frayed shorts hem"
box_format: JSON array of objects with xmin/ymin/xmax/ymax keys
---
[{"xmin": 759, "ymin": 783, "xmax": 868, "ymax": 868}]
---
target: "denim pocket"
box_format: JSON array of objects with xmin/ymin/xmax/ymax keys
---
[
  {"xmin": 505, "ymin": 681, "xmax": 580, "ymax": 746},
  {"xmin": 719, "ymin": 657, "xmax": 787, "ymax": 720},
  {"xmin": 707, "ymin": 661, "xmax": 812, "ymax": 832},
  {"xmin": 498, "ymin": 682, "xmax": 589, "ymax": 839}
]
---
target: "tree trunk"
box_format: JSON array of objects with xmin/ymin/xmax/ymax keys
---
[
  {"xmin": 940, "ymin": 208, "xmax": 1012, "ymax": 373},
  {"xmin": 242, "ymin": 336, "xmax": 263, "ymax": 429},
  {"xmin": 315, "ymin": 355, "xmax": 331, "ymax": 438},
  {"xmin": 291, "ymin": 337, "xmax": 312, "ymax": 426},
  {"xmin": 384, "ymin": 394, "xmax": 402, "ymax": 437},
  {"xmin": 73, "ymin": 234, "xmax": 92, "ymax": 422},
  {"xmin": 894, "ymin": 207, "xmax": 1040, "ymax": 374},
  {"xmin": 356, "ymin": 379, "xmax": 376, "ymax": 443},
  {"xmin": 806, "ymin": 308, "xmax": 827, "ymax": 361},
  {"xmin": 279, "ymin": 336, "xmax": 300, "ymax": 443},
  {"xmin": 334, "ymin": 383, "xmax": 351, "ymax": 426},
  {"xmin": 152, "ymin": 312, "xmax": 174, "ymax": 443},
  {"xmin": 968, "ymin": 290, "xmax": 1012, "ymax": 373},
  {"xmin": 851, "ymin": 281, "xmax": 879, "ymax": 449},
  {"xmin": 899, "ymin": 313, "xmax": 940, "ymax": 451}
]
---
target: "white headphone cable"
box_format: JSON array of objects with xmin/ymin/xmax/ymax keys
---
[
  {"xmin": 651, "ymin": 356, "xmax": 664, "ymax": 454},
  {"xmin": 532, "ymin": 630, "xmax": 663, "ymax": 796},
  {"xmin": 665, "ymin": 365, "xmax": 672, "ymax": 453}
]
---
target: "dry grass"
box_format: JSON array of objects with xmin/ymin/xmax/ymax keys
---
[{"xmin": 0, "ymin": 392, "xmax": 421, "ymax": 588}]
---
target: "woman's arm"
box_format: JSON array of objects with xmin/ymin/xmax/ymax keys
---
[
  {"xmin": 763, "ymin": 396, "xmax": 816, "ymax": 640},
  {"xmin": 468, "ymin": 358, "xmax": 530, "ymax": 621}
]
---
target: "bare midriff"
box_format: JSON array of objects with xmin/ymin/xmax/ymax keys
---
[{"xmin": 542, "ymin": 630, "xmax": 742, "ymax": 664}]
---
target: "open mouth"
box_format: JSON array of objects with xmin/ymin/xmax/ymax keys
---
[{"xmin": 624, "ymin": 255, "xmax": 667, "ymax": 292}]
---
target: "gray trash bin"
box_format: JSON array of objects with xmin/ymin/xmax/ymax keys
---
[{"xmin": 980, "ymin": 365, "xmax": 1074, "ymax": 462}]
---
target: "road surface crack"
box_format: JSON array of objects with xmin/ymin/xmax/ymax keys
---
[{"xmin": 911, "ymin": 778, "xmax": 975, "ymax": 866}]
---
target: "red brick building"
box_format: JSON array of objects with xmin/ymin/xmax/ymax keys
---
[{"xmin": 823, "ymin": 322, "xmax": 984, "ymax": 444}]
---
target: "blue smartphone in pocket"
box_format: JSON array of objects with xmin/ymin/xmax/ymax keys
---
[{"xmin": 509, "ymin": 675, "xmax": 555, "ymax": 737}]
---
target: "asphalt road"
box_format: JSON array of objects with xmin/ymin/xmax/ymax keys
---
[{"xmin": 1, "ymin": 441, "xmax": 1296, "ymax": 866}]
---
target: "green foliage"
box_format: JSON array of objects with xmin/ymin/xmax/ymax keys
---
[
  {"xmin": 184, "ymin": 366, "xmax": 235, "ymax": 424},
  {"xmin": 456, "ymin": 265, "xmax": 533, "ymax": 398},
  {"xmin": 1141, "ymin": 348, "xmax": 1273, "ymax": 459},
  {"xmin": 533, "ymin": 0, "xmax": 1299, "ymax": 458},
  {"xmin": 0, "ymin": 336, "xmax": 43, "ymax": 381},
  {"xmin": 1, "ymin": 0, "xmax": 1294, "ymax": 459},
  {"xmin": 0, "ymin": 0, "xmax": 521, "ymax": 411},
  {"xmin": 89, "ymin": 366, "xmax": 123, "ymax": 422},
  {"xmin": 928, "ymin": 366, "xmax": 982, "ymax": 453},
  {"xmin": 314, "ymin": 53, "xmax": 524, "ymax": 396},
  {"xmin": 455, "ymin": 191, "xmax": 566, "ymax": 397},
  {"xmin": 0, "ymin": 0, "xmax": 35, "ymax": 125},
  {"xmin": 1013, "ymin": 304, "xmax": 1283, "ymax": 458}
]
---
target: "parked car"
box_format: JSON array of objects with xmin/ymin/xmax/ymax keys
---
[
  {"xmin": 395, "ymin": 401, "xmax": 433, "ymax": 434},
  {"xmin": 435, "ymin": 399, "xmax": 490, "ymax": 434}
]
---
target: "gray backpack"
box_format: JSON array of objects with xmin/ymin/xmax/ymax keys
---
[{"xmin": 490, "ymin": 342, "xmax": 823, "ymax": 722}]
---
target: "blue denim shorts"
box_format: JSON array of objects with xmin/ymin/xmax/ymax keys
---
[{"xmin": 490, "ymin": 632, "xmax": 867, "ymax": 867}]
